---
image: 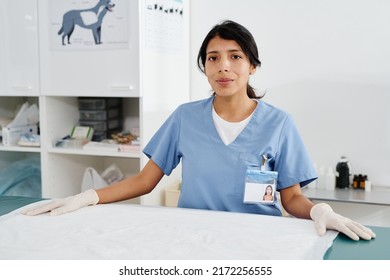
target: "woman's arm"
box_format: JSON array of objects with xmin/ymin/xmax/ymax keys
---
[
  {"xmin": 23, "ymin": 159, "xmax": 164, "ymax": 216},
  {"xmin": 280, "ymin": 184, "xmax": 314, "ymax": 219},
  {"xmin": 97, "ymin": 159, "xmax": 164, "ymax": 203},
  {"xmin": 280, "ymin": 183, "xmax": 376, "ymax": 240}
]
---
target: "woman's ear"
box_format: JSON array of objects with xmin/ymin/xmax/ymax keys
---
[{"xmin": 250, "ymin": 65, "xmax": 257, "ymax": 75}]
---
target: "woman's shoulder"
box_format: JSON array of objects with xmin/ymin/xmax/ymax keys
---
[
  {"xmin": 167, "ymin": 97, "xmax": 212, "ymax": 121},
  {"xmin": 178, "ymin": 97, "xmax": 213, "ymax": 112},
  {"xmin": 258, "ymin": 100, "xmax": 292, "ymax": 121},
  {"xmin": 181, "ymin": 97, "xmax": 212, "ymax": 107},
  {"xmin": 259, "ymin": 100, "xmax": 289, "ymax": 115}
]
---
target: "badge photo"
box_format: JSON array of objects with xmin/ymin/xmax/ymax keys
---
[{"xmin": 244, "ymin": 168, "xmax": 277, "ymax": 204}]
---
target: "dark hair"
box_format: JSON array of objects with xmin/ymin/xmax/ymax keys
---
[{"xmin": 197, "ymin": 20, "xmax": 263, "ymax": 99}]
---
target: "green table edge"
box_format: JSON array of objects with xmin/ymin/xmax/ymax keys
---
[
  {"xmin": 0, "ymin": 195, "xmax": 44, "ymax": 216},
  {"xmin": 324, "ymin": 225, "xmax": 390, "ymax": 260}
]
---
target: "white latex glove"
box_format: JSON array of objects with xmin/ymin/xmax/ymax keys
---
[
  {"xmin": 23, "ymin": 189, "xmax": 99, "ymax": 216},
  {"xmin": 310, "ymin": 203, "xmax": 376, "ymax": 241}
]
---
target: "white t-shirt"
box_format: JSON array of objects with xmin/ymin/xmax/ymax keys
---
[{"xmin": 212, "ymin": 105, "xmax": 254, "ymax": 145}]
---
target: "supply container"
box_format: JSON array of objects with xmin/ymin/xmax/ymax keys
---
[
  {"xmin": 325, "ymin": 167, "xmax": 336, "ymax": 190},
  {"xmin": 335, "ymin": 155, "xmax": 350, "ymax": 189}
]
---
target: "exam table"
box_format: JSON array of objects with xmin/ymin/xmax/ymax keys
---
[{"xmin": 0, "ymin": 196, "xmax": 389, "ymax": 260}]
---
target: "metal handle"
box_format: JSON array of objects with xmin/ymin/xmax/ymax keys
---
[
  {"xmin": 110, "ymin": 85, "xmax": 134, "ymax": 91},
  {"xmin": 12, "ymin": 85, "xmax": 33, "ymax": 91}
]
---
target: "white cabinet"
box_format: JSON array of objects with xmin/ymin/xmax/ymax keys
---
[
  {"xmin": 0, "ymin": 0, "xmax": 40, "ymax": 96},
  {"xmin": 1, "ymin": 0, "xmax": 190, "ymax": 205},
  {"xmin": 0, "ymin": 0, "xmax": 41, "ymax": 185}
]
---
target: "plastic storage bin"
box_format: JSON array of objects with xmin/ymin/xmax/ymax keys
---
[
  {"xmin": 78, "ymin": 121, "xmax": 106, "ymax": 132},
  {"xmin": 78, "ymin": 98, "xmax": 123, "ymax": 142},
  {"xmin": 80, "ymin": 119, "xmax": 122, "ymax": 132},
  {"xmin": 78, "ymin": 98, "xmax": 121, "ymax": 110},
  {"xmin": 79, "ymin": 108, "xmax": 121, "ymax": 121}
]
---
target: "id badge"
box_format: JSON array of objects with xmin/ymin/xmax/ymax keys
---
[{"xmin": 244, "ymin": 168, "xmax": 278, "ymax": 204}]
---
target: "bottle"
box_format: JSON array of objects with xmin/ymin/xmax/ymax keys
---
[
  {"xmin": 365, "ymin": 178, "xmax": 371, "ymax": 192},
  {"xmin": 325, "ymin": 167, "xmax": 336, "ymax": 190},
  {"xmin": 359, "ymin": 175, "xmax": 367, "ymax": 190},
  {"xmin": 317, "ymin": 166, "xmax": 326, "ymax": 189},
  {"xmin": 352, "ymin": 175, "xmax": 359, "ymax": 189},
  {"xmin": 335, "ymin": 155, "xmax": 350, "ymax": 189}
]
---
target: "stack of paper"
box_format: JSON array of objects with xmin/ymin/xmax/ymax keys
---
[{"xmin": 2, "ymin": 102, "xmax": 39, "ymax": 146}]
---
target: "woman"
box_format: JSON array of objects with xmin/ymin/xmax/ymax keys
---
[
  {"xmin": 263, "ymin": 185, "xmax": 274, "ymax": 202},
  {"xmin": 25, "ymin": 20, "xmax": 375, "ymax": 241}
]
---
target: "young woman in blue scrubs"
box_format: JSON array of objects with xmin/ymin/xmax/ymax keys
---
[{"xmin": 26, "ymin": 20, "xmax": 375, "ymax": 241}]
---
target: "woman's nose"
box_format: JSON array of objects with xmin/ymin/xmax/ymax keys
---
[{"xmin": 218, "ymin": 58, "xmax": 230, "ymax": 72}]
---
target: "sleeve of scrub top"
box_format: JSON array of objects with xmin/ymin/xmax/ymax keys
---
[
  {"xmin": 143, "ymin": 106, "xmax": 182, "ymax": 176},
  {"xmin": 274, "ymin": 115, "xmax": 317, "ymax": 189}
]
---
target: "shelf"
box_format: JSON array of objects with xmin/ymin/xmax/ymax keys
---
[
  {"xmin": 47, "ymin": 147, "xmax": 141, "ymax": 158},
  {"xmin": 0, "ymin": 144, "xmax": 41, "ymax": 153},
  {"xmin": 302, "ymin": 186, "xmax": 390, "ymax": 206},
  {"xmin": 0, "ymin": 92, "xmax": 39, "ymax": 97}
]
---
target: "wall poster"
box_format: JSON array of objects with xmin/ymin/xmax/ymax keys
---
[
  {"xmin": 50, "ymin": 0, "xmax": 129, "ymax": 50},
  {"xmin": 144, "ymin": 0, "xmax": 185, "ymax": 53}
]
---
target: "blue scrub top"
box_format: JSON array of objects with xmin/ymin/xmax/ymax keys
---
[{"xmin": 143, "ymin": 97, "xmax": 317, "ymax": 216}]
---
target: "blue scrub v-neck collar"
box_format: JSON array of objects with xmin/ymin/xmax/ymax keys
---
[{"xmin": 204, "ymin": 96, "xmax": 261, "ymax": 149}]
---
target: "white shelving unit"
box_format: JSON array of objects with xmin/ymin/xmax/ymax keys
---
[
  {"xmin": 0, "ymin": 0, "xmax": 40, "ymax": 96},
  {"xmin": 1, "ymin": 0, "xmax": 190, "ymax": 206},
  {"xmin": 0, "ymin": 0, "xmax": 40, "ymax": 174}
]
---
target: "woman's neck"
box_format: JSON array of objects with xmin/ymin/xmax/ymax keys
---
[{"xmin": 213, "ymin": 95, "xmax": 257, "ymax": 123}]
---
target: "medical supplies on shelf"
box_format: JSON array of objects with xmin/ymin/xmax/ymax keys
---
[
  {"xmin": 1, "ymin": 102, "xmax": 40, "ymax": 147},
  {"xmin": 78, "ymin": 97, "xmax": 123, "ymax": 142}
]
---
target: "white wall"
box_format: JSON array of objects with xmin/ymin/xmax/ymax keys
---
[
  {"xmin": 189, "ymin": 0, "xmax": 390, "ymax": 187},
  {"xmin": 140, "ymin": 0, "xmax": 190, "ymax": 205}
]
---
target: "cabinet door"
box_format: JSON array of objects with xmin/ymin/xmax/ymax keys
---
[
  {"xmin": 38, "ymin": 0, "xmax": 140, "ymax": 97},
  {"xmin": 0, "ymin": 0, "xmax": 40, "ymax": 96}
]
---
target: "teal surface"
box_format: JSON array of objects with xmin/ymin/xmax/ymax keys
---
[
  {"xmin": 325, "ymin": 226, "xmax": 390, "ymax": 260},
  {"xmin": 0, "ymin": 196, "xmax": 43, "ymax": 216}
]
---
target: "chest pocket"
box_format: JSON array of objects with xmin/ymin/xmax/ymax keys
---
[
  {"xmin": 234, "ymin": 153, "xmax": 261, "ymax": 195},
  {"xmin": 234, "ymin": 152, "xmax": 282, "ymax": 215},
  {"xmin": 239, "ymin": 153, "xmax": 262, "ymax": 166},
  {"xmin": 234, "ymin": 153, "xmax": 275, "ymax": 194}
]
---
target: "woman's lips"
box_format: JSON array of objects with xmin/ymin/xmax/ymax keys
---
[{"xmin": 216, "ymin": 78, "xmax": 233, "ymax": 86}]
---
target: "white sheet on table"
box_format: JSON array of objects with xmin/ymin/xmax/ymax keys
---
[{"xmin": 0, "ymin": 202, "xmax": 337, "ymax": 260}]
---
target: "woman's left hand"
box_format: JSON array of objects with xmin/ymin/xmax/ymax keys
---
[{"xmin": 310, "ymin": 203, "xmax": 376, "ymax": 241}]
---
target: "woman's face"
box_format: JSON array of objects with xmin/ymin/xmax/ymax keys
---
[
  {"xmin": 204, "ymin": 36, "xmax": 256, "ymax": 99},
  {"xmin": 266, "ymin": 186, "xmax": 272, "ymax": 195}
]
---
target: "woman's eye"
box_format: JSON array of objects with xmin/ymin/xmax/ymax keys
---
[
  {"xmin": 232, "ymin": 55, "xmax": 242, "ymax": 60},
  {"xmin": 207, "ymin": 56, "xmax": 217, "ymax": 61}
]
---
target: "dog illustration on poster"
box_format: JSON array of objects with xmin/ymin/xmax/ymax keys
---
[{"xmin": 58, "ymin": 0, "xmax": 115, "ymax": 45}]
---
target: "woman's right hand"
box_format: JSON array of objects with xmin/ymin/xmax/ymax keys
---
[{"xmin": 22, "ymin": 189, "xmax": 99, "ymax": 216}]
